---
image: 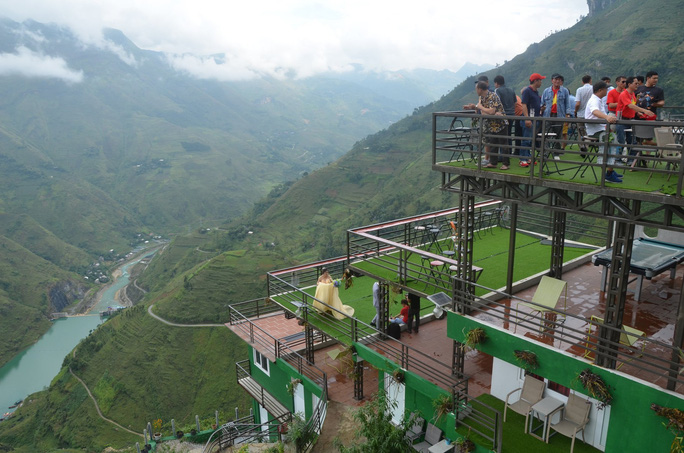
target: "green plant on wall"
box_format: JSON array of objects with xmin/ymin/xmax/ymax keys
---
[
  {"xmin": 577, "ymin": 369, "xmax": 612, "ymax": 409},
  {"xmin": 392, "ymin": 368, "xmax": 405, "ymax": 384},
  {"xmin": 652, "ymin": 404, "xmax": 684, "ymax": 453},
  {"xmin": 454, "ymin": 429, "xmax": 476, "ymax": 453},
  {"xmin": 514, "ymin": 350, "xmax": 538, "ymax": 370},
  {"xmin": 286, "ymin": 378, "xmax": 302, "ymax": 397},
  {"xmin": 432, "ymin": 393, "xmax": 454, "ymax": 422},
  {"xmin": 463, "ymin": 327, "xmax": 486, "ymax": 350}
]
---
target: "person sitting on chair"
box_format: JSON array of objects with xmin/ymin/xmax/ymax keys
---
[{"xmin": 390, "ymin": 299, "xmax": 409, "ymax": 325}]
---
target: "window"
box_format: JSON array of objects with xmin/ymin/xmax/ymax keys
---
[
  {"xmin": 548, "ymin": 379, "xmax": 571, "ymax": 396},
  {"xmin": 254, "ymin": 349, "xmax": 270, "ymax": 376}
]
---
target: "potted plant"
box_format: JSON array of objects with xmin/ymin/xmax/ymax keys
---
[
  {"xmin": 190, "ymin": 428, "xmax": 197, "ymax": 436},
  {"xmin": 286, "ymin": 378, "xmax": 302, "ymax": 396},
  {"xmin": 152, "ymin": 418, "xmax": 162, "ymax": 441},
  {"xmin": 514, "ymin": 350, "xmax": 539, "ymax": 370},
  {"xmin": 454, "ymin": 432, "xmax": 476, "ymax": 453},
  {"xmin": 463, "ymin": 327, "xmax": 487, "ymax": 350},
  {"xmin": 577, "ymin": 369, "xmax": 612, "ymax": 409},
  {"xmin": 176, "ymin": 430, "xmax": 184, "ymax": 439},
  {"xmin": 651, "ymin": 403, "xmax": 684, "ymax": 453},
  {"xmin": 392, "ymin": 368, "xmax": 405, "ymax": 384},
  {"xmin": 432, "ymin": 393, "xmax": 454, "ymax": 421}
]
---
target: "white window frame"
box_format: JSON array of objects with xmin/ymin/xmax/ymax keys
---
[{"xmin": 253, "ymin": 348, "xmax": 270, "ymax": 376}]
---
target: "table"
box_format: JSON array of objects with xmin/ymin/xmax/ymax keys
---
[
  {"xmin": 528, "ymin": 396, "xmax": 564, "ymax": 443},
  {"xmin": 571, "ymin": 135, "xmax": 600, "ymax": 182},
  {"xmin": 592, "ymin": 238, "xmax": 684, "ymax": 301},
  {"xmin": 428, "ymin": 439, "xmax": 454, "ymax": 453}
]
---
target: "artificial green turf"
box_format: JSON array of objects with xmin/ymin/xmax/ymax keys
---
[
  {"xmin": 274, "ymin": 229, "xmax": 594, "ymax": 342},
  {"xmin": 443, "ymin": 146, "xmax": 681, "ymax": 195},
  {"xmin": 466, "ymin": 394, "xmax": 601, "ymax": 453}
]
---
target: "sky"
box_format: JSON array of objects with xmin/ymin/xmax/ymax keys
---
[{"xmin": 0, "ymin": 0, "xmax": 589, "ymax": 82}]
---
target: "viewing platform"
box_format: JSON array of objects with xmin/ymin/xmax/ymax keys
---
[{"xmin": 432, "ymin": 112, "xmax": 684, "ymax": 228}]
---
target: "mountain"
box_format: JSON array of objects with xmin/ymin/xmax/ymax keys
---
[
  {"xmin": 0, "ymin": 17, "xmax": 445, "ymax": 366},
  {"xmin": 317, "ymin": 62, "xmax": 495, "ymax": 109},
  {"xmin": 2, "ymin": 0, "xmax": 683, "ymax": 450}
]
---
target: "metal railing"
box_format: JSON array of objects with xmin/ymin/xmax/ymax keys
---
[
  {"xmin": 228, "ymin": 304, "xmax": 329, "ymax": 393},
  {"xmin": 267, "ymin": 268, "xmax": 469, "ymax": 393},
  {"xmin": 449, "ymin": 278, "xmax": 684, "ymax": 392},
  {"xmin": 202, "ymin": 411, "xmax": 287, "ymax": 452},
  {"xmin": 432, "ymin": 111, "xmax": 684, "ymax": 197}
]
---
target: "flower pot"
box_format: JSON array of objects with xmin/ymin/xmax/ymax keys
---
[
  {"xmin": 176, "ymin": 430, "xmax": 184, "ymax": 438},
  {"xmin": 153, "ymin": 433, "xmax": 161, "ymax": 441},
  {"xmin": 190, "ymin": 428, "xmax": 197, "ymax": 436}
]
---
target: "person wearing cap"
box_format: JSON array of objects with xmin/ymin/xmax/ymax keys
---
[{"xmin": 519, "ymin": 73, "xmax": 545, "ymax": 167}]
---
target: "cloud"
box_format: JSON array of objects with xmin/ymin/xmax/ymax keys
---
[
  {"xmin": 0, "ymin": 46, "xmax": 84, "ymax": 83},
  {"xmin": 0, "ymin": 0, "xmax": 589, "ymax": 80}
]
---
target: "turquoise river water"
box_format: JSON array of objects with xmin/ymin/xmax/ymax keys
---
[{"xmin": 0, "ymin": 255, "xmax": 149, "ymax": 417}]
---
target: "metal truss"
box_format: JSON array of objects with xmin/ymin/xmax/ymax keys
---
[{"xmin": 441, "ymin": 174, "xmax": 684, "ymax": 232}]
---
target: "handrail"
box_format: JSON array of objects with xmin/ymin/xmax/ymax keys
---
[
  {"xmin": 449, "ymin": 278, "xmax": 684, "ymax": 391},
  {"xmin": 226, "ymin": 302, "xmax": 329, "ymax": 452},
  {"xmin": 432, "ymin": 111, "xmax": 684, "ymax": 197},
  {"xmin": 267, "ymin": 269, "xmax": 469, "ymax": 392}
]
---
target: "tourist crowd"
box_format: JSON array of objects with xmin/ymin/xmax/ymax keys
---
[{"xmin": 464, "ymin": 71, "xmax": 665, "ymax": 183}]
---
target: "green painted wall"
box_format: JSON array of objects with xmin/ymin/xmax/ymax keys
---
[
  {"xmin": 447, "ymin": 312, "xmax": 684, "ymax": 453},
  {"xmin": 248, "ymin": 346, "xmax": 323, "ymax": 422}
]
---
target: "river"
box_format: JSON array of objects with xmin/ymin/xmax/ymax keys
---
[{"xmin": 0, "ymin": 253, "xmax": 152, "ymax": 417}]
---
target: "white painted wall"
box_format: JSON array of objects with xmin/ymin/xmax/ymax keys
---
[
  {"xmin": 385, "ymin": 374, "xmax": 406, "ymax": 425},
  {"xmin": 491, "ymin": 357, "xmax": 608, "ymax": 451}
]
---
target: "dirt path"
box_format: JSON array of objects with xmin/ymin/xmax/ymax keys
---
[
  {"xmin": 69, "ymin": 368, "xmax": 143, "ymax": 438},
  {"xmin": 147, "ymin": 304, "xmax": 225, "ymax": 328}
]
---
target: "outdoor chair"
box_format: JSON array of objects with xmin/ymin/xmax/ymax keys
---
[
  {"xmin": 503, "ymin": 374, "xmax": 546, "ymax": 432},
  {"xmin": 547, "ymin": 393, "xmax": 591, "ymax": 453},
  {"xmin": 412, "ymin": 422, "xmax": 441, "ymax": 452},
  {"xmin": 404, "ymin": 413, "xmax": 425, "ymax": 445},
  {"xmin": 514, "ymin": 276, "xmax": 567, "ymax": 333},
  {"xmin": 650, "ymin": 127, "xmax": 682, "ymax": 183},
  {"xmin": 583, "ymin": 315, "xmax": 646, "ymax": 369}
]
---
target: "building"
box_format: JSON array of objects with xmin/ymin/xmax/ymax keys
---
[{"xmin": 218, "ymin": 112, "xmax": 684, "ymax": 452}]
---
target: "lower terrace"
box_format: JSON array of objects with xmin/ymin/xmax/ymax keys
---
[{"xmin": 256, "ymin": 204, "xmax": 684, "ymax": 396}]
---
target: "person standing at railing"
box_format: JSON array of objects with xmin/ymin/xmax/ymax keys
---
[
  {"xmin": 575, "ymin": 75, "xmax": 593, "ymax": 140},
  {"xmin": 541, "ymin": 73, "xmax": 572, "ymax": 159},
  {"xmin": 585, "ymin": 81, "xmax": 620, "ymax": 183},
  {"xmin": 474, "ymin": 81, "xmax": 510, "ymax": 170},
  {"xmin": 607, "ymin": 76, "xmax": 627, "ymax": 159},
  {"xmin": 370, "ymin": 281, "xmax": 382, "ymax": 328},
  {"xmin": 405, "ymin": 292, "xmax": 421, "ymax": 334},
  {"xmin": 617, "ymin": 76, "xmax": 656, "ymax": 168},
  {"xmin": 520, "ymin": 73, "xmax": 545, "ymax": 167},
  {"xmin": 494, "ymin": 75, "xmax": 517, "ymax": 162},
  {"xmin": 635, "ymin": 71, "xmax": 665, "ymax": 144}
]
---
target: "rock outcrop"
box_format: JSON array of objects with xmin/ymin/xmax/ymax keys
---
[{"xmin": 49, "ymin": 280, "xmax": 88, "ymax": 312}]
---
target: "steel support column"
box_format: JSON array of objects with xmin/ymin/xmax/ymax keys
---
[
  {"xmin": 453, "ymin": 189, "xmax": 476, "ymax": 314},
  {"xmin": 305, "ymin": 322, "xmax": 315, "ymax": 364},
  {"xmin": 452, "ymin": 340, "xmax": 465, "ymax": 376},
  {"xmin": 596, "ymin": 220, "xmax": 634, "ymax": 368},
  {"xmin": 379, "ymin": 282, "xmax": 390, "ymax": 334},
  {"xmin": 353, "ymin": 359, "xmax": 364, "ymax": 400},
  {"xmin": 549, "ymin": 208, "xmax": 566, "ymax": 279}
]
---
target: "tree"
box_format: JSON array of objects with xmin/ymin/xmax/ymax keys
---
[{"xmin": 334, "ymin": 390, "xmax": 415, "ymax": 453}]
